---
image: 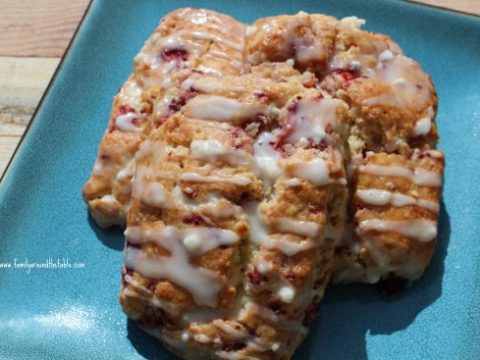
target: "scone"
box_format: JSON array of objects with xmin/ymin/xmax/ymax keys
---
[
  {"xmin": 82, "ymin": 8, "xmax": 446, "ymax": 359},
  {"xmin": 324, "ymin": 17, "xmax": 442, "ymax": 286},
  {"xmin": 82, "ymin": 8, "xmax": 245, "ymax": 228},
  {"xmin": 333, "ymin": 149, "xmax": 444, "ymax": 287},
  {"xmin": 120, "ymin": 65, "xmax": 349, "ymax": 359},
  {"xmin": 244, "ymin": 12, "xmax": 443, "ymax": 286}
]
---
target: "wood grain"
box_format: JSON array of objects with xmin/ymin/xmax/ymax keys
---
[
  {"xmin": 0, "ymin": 136, "xmax": 21, "ymax": 175},
  {"xmin": 411, "ymin": 0, "xmax": 480, "ymax": 16},
  {"xmin": 0, "ymin": 57, "xmax": 60, "ymax": 125},
  {"xmin": 0, "ymin": 56, "xmax": 60, "ymax": 175},
  {"xmin": 0, "ymin": 0, "xmax": 90, "ymax": 57}
]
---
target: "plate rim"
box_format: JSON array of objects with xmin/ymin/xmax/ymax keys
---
[{"xmin": 0, "ymin": 0, "xmax": 478, "ymax": 358}]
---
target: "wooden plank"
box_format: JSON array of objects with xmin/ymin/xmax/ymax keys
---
[
  {"xmin": 0, "ymin": 0, "xmax": 90, "ymax": 57},
  {"xmin": 0, "ymin": 136, "xmax": 22, "ymax": 175},
  {"xmin": 0, "ymin": 56, "xmax": 60, "ymax": 126},
  {"xmin": 412, "ymin": 0, "xmax": 480, "ymax": 16},
  {"xmin": 0, "ymin": 56, "xmax": 60, "ymax": 174},
  {"xmin": 0, "ymin": 122, "xmax": 26, "ymax": 138}
]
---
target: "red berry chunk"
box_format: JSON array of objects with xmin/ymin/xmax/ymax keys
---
[
  {"xmin": 181, "ymin": 213, "xmax": 205, "ymax": 225},
  {"xmin": 333, "ymin": 69, "xmax": 359, "ymax": 83},
  {"xmin": 160, "ymin": 48, "xmax": 188, "ymax": 62},
  {"xmin": 119, "ymin": 105, "xmax": 136, "ymax": 114},
  {"xmin": 168, "ymin": 97, "xmax": 187, "ymax": 113},
  {"xmin": 268, "ymin": 301, "xmax": 285, "ymax": 315},
  {"xmin": 246, "ymin": 270, "xmax": 265, "ymax": 285}
]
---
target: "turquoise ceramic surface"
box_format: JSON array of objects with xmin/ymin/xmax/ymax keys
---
[{"xmin": 1, "ymin": 0, "xmax": 479, "ymax": 359}]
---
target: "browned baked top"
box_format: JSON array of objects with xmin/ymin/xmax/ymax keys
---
[{"xmin": 82, "ymin": 9, "xmax": 444, "ymax": 360}]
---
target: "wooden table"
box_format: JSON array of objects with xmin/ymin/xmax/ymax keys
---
[{"xmin": 0, "ymin": 0, "xmax": 478, "ymax": 175}]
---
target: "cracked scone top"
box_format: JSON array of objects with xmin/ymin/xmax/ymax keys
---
[
  {"xmin": 82, "ymin": 8, "xmax": 245, "ymax": 228},
  {"xmin": 83, "ymin": 8, "xmax": 444, "ymax": 359}
]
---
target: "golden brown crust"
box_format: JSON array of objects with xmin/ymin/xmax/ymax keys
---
[
  {"xmin": 83, "ymin": 9, "xmax": 246, "ymax": 227},
  {"xmin": 83, "ymin": 9, "xmax": 444, "ymax": 359},
  {"xmin": 244, "ymin": 13, "xmax": 442, "ymax": 288},
  {"xmin": 245, "ymin": 13, "xmax": 338, "ymax": 75},
  {"xmin": 333, "ymin": 150, "xmax": 444, "ymax": 284},
  {"xmin": 119, "ymin": 61, "xmax": 349, "ymax": 358}
]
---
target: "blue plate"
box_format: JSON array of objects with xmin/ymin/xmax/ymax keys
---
[{"xmin": 1, "ymin": 0, "xmax": 479, "ymax": 359}]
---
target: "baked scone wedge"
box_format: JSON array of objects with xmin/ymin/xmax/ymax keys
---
[
  {"xmin": 323, "ymin": 18, "xmax": 443, "ymax": 286},
  {"xmin": 244, "ymin": 12, "xmax": 338, "ymax": 76},
  {"xmin": 83, "ymin": 8, "xmax": 245, "ymax": 228},
  {"xmin": 244, "ymin": 12, "xmax": 444, "ymax": 286},
  {"xmin": 120, "ymin": 70, "xmax": 349, "ymax": 358},
  {"xmin": 333, "ymin": 150, "xmax": 444, "ymax": 287}
]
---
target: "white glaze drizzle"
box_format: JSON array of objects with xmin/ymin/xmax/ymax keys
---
[
  {"xmin": 141, "ymin": 181, "xmax": 174, "ymax": 208},
  {"xmin": 181, "ymin": 76, "xmax": 246, "ymax": 93},
  {"xmin": 255, "ymin": 260, "xmax": 272, "ymax": 274},
  {"xmin": 134, "ymin": 30, "xmax": 210, "ymax": 90},
  {"xmin": 273, "ymin": 218, "xmax": 322, "ymax": 237},
  {"xmin": 357, "ymin": 219, "xmax": 437, "ymax": 242},
  {"xmin": 340, "ymin": 16, "xmax": 366, "ymax": 30},
  {"xmin": 366, "ymin": 54, "xmax": 433, "ymax": 112},
  {"xmin": 356, "ymin": 189, "xmax": 439, "ymax": 212},
  {"xmin": 252, "ymin": 131, "xmax": 283, "ymax": 184},
  {"xmin": 134, "ymin": 53, "xmax": 182, "ymax": 89},
  {"xmin": 161, "ymin": 35, "xmax": 186, "ymax": 50},
  {"xmin": 99, "ymin": 194, "xmax": 119, "ymax": 206},
  {"xmin": 190, "ymin": 140, "xmax": 251, "ymax": 166},
  {"xmin": 277, "ymin": 286, "xmax": 296, "ymax": 303},
  {"xmin": 184, "ymin": 95, "xmax": 265, "ymax": 123},
  {"xmin": 92, "ymin": 159, "xmax": 105, "ymax": 176},
  {"xmin": 134, "ymin": 169, "xmax": 244, "ymax": 218},
  {"xmin": 181, "ymin": 227, "xmax": 239, "ymax": 255},
  {"xmin": 208, "ymin": 49, "xmax": 233, "ymax": 61},
  {"xmin": 359, "ymin": 164, "xmax": 442, "ymax": 187},
  {"xmin": 180, "ymin": 172, "xmax": 251, "ymax": 186},
  {"xmin": 287, "ymin": 98, "xmax": 345, "ymax": 144},
  {"xmin": 189, "ymin": 31, "xmax": 243, "ymax": 51},
  {"xmin": 125, "ymin": 226, "xmax": 240, "ymax": 256},
  {"xmin": 425, "ymin": 150, "xmax": 443, "ymax": 159},
  {"xmin": 266, "ymin": 236, "xmax": 317, "ymax": 256},
  {"xmin": 413, "ymin": 106, "xmax": 434, "ymax": 136},
  {"xmin": 194, "ymin": 334, "xmax": 211, "ymax": 343},
  {"xmin": 246, "ymin": 202, "xmax": 317, "ymax": 256},
  {"xmin": 117, "ymin": 79, "xmax": 142, "ymax": 108},
  {"xmin": 285, "ymin": 178, "xmax": 302, "ymax": 186},
  {"xmin": 124, "ymin": 245, "xmax": 220, "ymax": 307},
  {"xmin": 124, "ymin": 225, "xmax": 239, "ymax": 306},
  {"xmin": 153, "ymin": 91, "xmax": 179, "ymax": 119},
  {"xmin": 378, "ymin": 49, "xmax": 394, "ymax": 62},
  {"xmin": 290, "ymin": 158, "xmax": 331, "ymax": 186},
  {"xmin": 294, "ymin": 38, "xmax": 325, "ymax": 63},
  {"xmin": 115, "ymin": 113, "xmax": 141, "ymax": 132}
]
